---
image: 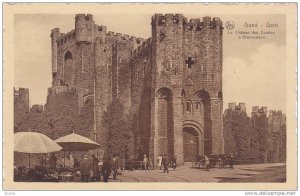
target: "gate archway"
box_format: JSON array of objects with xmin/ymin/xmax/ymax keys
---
[{"xmin": 183, "ymin": 122, "xmax": 204, "ymax": 162}]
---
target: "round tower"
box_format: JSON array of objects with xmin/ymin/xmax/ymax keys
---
[{"xmin": 75, "ymin": 14, "xmax": 95, "ymax": 43}]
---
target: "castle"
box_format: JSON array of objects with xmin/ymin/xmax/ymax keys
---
[
  {"xmin": 48, "ymin": 13, "xmax": 224, "ymax": 165},
  {"xmin": 224, "ymin": 103, "xmax": 286, "ymax": 163},
  {"xmin": 14, "ymin": 14, "xmax": 287, "ymax": 166}
]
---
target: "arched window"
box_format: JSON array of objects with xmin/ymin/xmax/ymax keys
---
[
  {"xmin": 195, "ymin": 102, "xmax": 201, "ymax": 110},
  {"xmin": 64, "ymin": 51, "xmax": 72, "ymax": 60},
  {"xmin": 63, "ymin": 51, "xmax": 73, "ymax": 85}
]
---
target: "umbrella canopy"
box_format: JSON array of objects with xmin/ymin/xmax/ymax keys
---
[
  {"xmin": 14, "ymin": 132, "xmax": 62, "ymax": 153},
  {"xmin": 55, "ymin": 132, "xmax": 100, "ymax": 151}
]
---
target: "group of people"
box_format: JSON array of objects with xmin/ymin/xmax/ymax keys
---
[
  {"xmin": 79, "ymin": 154, "xmax": 123, "ymax": 183},
  {"xmin": 142, "ymin": 154, "xmax": 153, "ymax": 171},
  {"xmin": 157, "ymin": 154, "xmax": 177, "ymax": 173},
  {"xmin": 141, "ymin": 154, "xmax": 177, "ymax": 173},
  {"xmin": 217, "ymin": 153, "xmax": 235, "ymax": 169},
  {"xmin": 192, "ymin": 153, "xmax": 235, "ymax": 171},
  {"xmin": 38, "ymin": 153, "xmax": 124, "ymax": 183}
]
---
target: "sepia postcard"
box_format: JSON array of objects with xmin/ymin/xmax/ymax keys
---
[{"xmin": 3, "ymin": 3, "xmax": 297, "ymax": 190}]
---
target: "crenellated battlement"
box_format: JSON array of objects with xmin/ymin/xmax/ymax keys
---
[
  {"xmin": 185, "ymin": 17, "xmax": 222, "ymax": 31},
  {"xmin": 151, "ymin": 13, "xmax": 222, "ymax": 30},
  {"xmin": 132, "ymin": 38, "xmax": 152, "ymax": 57},
  {"xmin": 151, "ymin": 13, "xmax": 186, "ymax": 25},
  {"xmin": 94, "ymin": 24, "xmax": 107, "ymax": 33},
  {"xmin": 14, "ymin": 87, "xmax": 29, "ymax": 98},
  {"xmin": 75, "ymin": 13, "xmax": 93, "ymax": 21},
  {"xmin": 50, "ymin": 28, "xmax": 60, "ymax": 37},
  {"xmin": 251, "ymin": 106, "xmax": 268, "ymax": 117},
  {"xmin": 56, "ymin": 30, "xmax": 76, "ymax": 46},
  {"xmin": 269, "ymin": 110, "xmax": 283, "ymax": 117},
  {"xmin": 106, "ymin": 31, "xmax": 144, "ymax": 43},
  {"xmin": 227, "ymin": 102, "xmax": 246, "ymax": 112}
]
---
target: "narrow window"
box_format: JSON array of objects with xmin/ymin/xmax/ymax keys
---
[{"xmin": 187, "ymin": 101, "xmax": 192, "ymax": 114}]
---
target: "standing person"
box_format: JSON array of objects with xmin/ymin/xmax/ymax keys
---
[
  {"xmin": 111, "ymin": 155, "xmax": 119, "ymax": 180},
  {"xmin": 49, "ymin": 154, "xmax": 57, "ymax": 169},
  {"xmin": 204, "ymin": 155, "xmax": 210, "ymax": 171},
  {"xmin": 162, "ymin": 154, "xmax": 169, "ymax": 173},
  {"xmin": 171, "ymin": 155, "xmax": 177, "ymax": 170},
  {"xmin": 80, "ymin": 154, "xmax": 92, "ymax": 182},
  {"xmin": 92, "ymin": 154, "xmax": 100, "ymax": 181},
  {"xmin": 39, "ymin": 154, "xmax": 47, "ymax": 169},
  {"xmin": 121, "ymin": 158, "xmax": 126, "ymax": 171},
  {"xmin": 101, "ymin": 159, "xmax": 111, "ymax": 183},
  {"xmin": 143, "ymin": 154, "xmax": 148, "ymax": 171},
  {"xmin": 74, "ymin": 155, "xmax": 79, "ymax": 168},
  {"xmin": 128, "ymin": 158, "xmax": 134, "ymax": 171},
  {"xmin": 229, "ymin": 153, "xmax": 234, "ymax": 169},
  {"xmin": 218, "ymin": 155, "xmax": 223, "ymax": 168},
  {"xmin": 223, "ymin": 155, "xmax": 228, "ymax": 168},
  {"xmin": 157, "ymin": 155, "xmax": 162, "ymax": 170},
  {"xmin": 65, "ymin": 154, "xmax": 74, "ymax": 169},
  {"xmin": 98, "ymin": 159, "xmax": 103, "ymax": 182}
]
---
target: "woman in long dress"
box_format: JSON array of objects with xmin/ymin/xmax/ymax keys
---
[
  {"xmin": 143, "ymin": 154, "xmax": 148, "ymax": 171},
  {"xmin": 204, "ymin": 155, "xmax": 210, "ymax": 171},
  {"xmin": 157, "ymin": 155, "xmax": 162, "ymax": 170}
]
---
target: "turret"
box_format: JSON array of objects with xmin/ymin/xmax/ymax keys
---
[
  {"xmin": 75, "ymin": 14, "xmax": 95, "ymax": 43},
  {"xmin": 50, "ymin": 28, "xmax": 60, "ymax": 86}
]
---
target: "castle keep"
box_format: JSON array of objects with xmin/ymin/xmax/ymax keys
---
[
  {"xmin": 16, "ymin": 13, "xmax": 224, "ymax": 166},
  {"xmin": 49, "ymin": 13, "xmax": 224, "ymax": 165}
]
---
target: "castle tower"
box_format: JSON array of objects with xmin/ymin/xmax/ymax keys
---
[
  {"xmin": 150, "ymin": 14, "xmax": 185, "ymax": 165},
  {"xmin": 180, "ymin": 16, "xmax": 223, "ymax": 160},
  {"xmin": 111, "ymin": 39, "xmax": 133, "ymax": 113},
  {"xmin": 75, "ymin": 14, "xmax": 95, "ymax": 109},
  {"xmin": 14, "ymin": 88, "xmax": 30, "ymax": 115},
  {"xmin": 94, "ymin": 36, "xmax": 112, "ymax": 157},
  {"xmin": 50, "ymin": 28, "xmax": 60, "ymax": 86},
  {"xmin": 201, "ymin": 17, "xmax": 223, "ymax": 156},
  {"xmin": 75, "ymin": 14, "xmax": 95, "ymax": 43}
]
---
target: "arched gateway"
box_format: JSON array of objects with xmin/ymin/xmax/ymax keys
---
[{"xmin": 183, "ymin": 121, "xmax": 204, "ymax": 162}]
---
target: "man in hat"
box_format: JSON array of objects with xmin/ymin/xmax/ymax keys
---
[
  {"xmin": 162, "ymin": 154, "xmax": 169, "ymax": 173},
  {"xmin": 111, "ymin": 155, "xmax": 119, "ymax": 180},
  {"xmin": 80, "ymin": 154, "xmax": 92, "ymax": 182}
]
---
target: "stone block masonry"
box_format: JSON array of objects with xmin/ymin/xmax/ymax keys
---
[{"xmin": 15, "ymin": 13, "xmax": 225, "ymax": 166}]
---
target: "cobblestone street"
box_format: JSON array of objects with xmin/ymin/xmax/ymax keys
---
[{"xmin": 109, "ymin": 163, "xmax": 285, "ymax": 183}]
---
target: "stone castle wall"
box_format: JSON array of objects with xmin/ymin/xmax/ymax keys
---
[
  {"xmin": 14, "ymin": 88, "xmax": 29, "ymax": 127},
  {"xmin": 16, "ymin": 13, "xmax": 225, "ymax": 165},
  {"xmin": 224, "ymin": 103, "xmax": 286, "ymax": 164}
]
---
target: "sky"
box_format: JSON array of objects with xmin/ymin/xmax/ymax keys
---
[{"xmin": 14, "ymin": 13, "xmax": 286, "ymax": 113}]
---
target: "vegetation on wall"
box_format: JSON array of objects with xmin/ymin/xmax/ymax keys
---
[{"xmin": 101, "ymin": 100, "xmax": 134, "ymax": 160}]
